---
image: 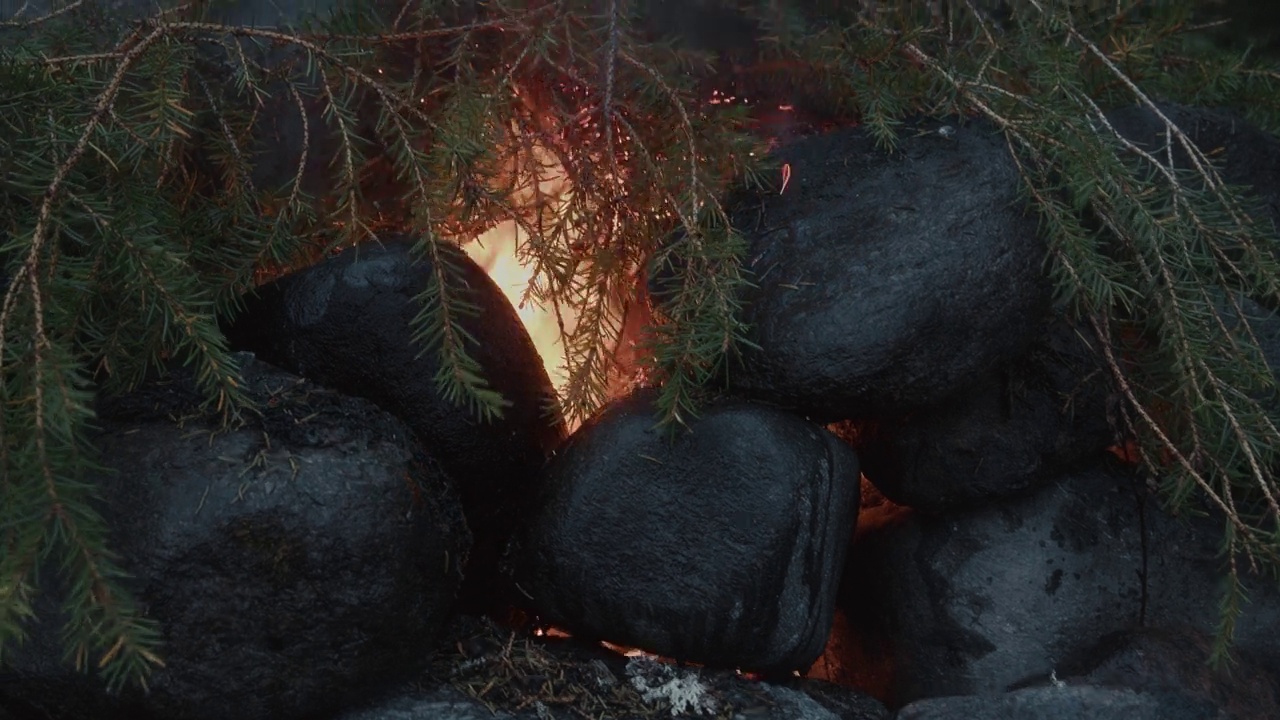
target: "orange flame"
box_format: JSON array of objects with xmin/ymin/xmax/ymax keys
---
[
  {"xmin": 464, "ymin": 221, "xmax": 575, "ymax": 397},
  {"xmin": 459, "ymin": 113, "xmax": 627, "ymax": 431}
]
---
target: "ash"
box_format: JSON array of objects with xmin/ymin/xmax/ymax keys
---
[{"xmin": 626, "ymin": 656, "xmax": 720, "ymax": 717}]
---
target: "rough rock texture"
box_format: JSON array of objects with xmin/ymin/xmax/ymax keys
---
[
  {"xmin": 895, "ymin": 686, "xmax": 1220, "ymax": 720},
  {"xmin": 847, "ymin": 463, "xmax": 1280, "ymax": 706},
  {"xmin": 340, "ymin": 675, "xmax": 889, "ymax": 720},
  {"xmin": 0, "ymin": 355, "xmax": 470, "ymax": 720},
  {"xmin": 340, "ymin": 688, "xmax": 539, "ymax": 720},
  {"xmin": 1049, "ymin": 627, "xmax": 1280, "ymax": 720},
  {"xmin": 222, "ymin": 237, "xmax": 564, "ymax": 606},
  {"xmin": 857, "ymin": 313, "xmax": 1116, "ymax": 513},
  {"xmin": 510, "ymin": 390, "xmax": 861, "ymax": 675},
  {"xmin": 339, "ymin": 616, "xmax": 889, "ymax": 720},
  {"xmin": 724, "ymin": 117, "xmax": 1051, "ymax": 420}
]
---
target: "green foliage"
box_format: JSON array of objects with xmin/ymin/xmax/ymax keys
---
[
  {"xmin": 2, "ymin": 0, "xmax": 1280, "ymax": 690},
  {"xmin": 743, "ymin": 0, "xmax": 1280, "ymax": 665},
  {"xmin": 0, "ymin": 0, "xmax": 765, "ymax": 689}
]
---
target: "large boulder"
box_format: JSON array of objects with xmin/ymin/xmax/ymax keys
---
[
  {"xmin": 846, "ymin": 462, "xmax": 1280, "ymax": 705},
  {"xmin": 510, "ymin": 390, "xmax": 861, "ymax": 675},
  {"xmin": 222, "ymin": 237, "xmax": 565, "ymax": 606},
  {"xmin": 0, "ymin": 355, "xmax": 470, "ymax": 720},
  {"xmin": 857, "ymin": 313, "xmax": 1116, "ymax": 513},
  {"xmin": 723, "ymin": 118, "xmax": 1051, "ymax": 420}
]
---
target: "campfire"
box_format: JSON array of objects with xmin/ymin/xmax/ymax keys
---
[
  {"xmin": 445, "ymin": 89, "xmax": 884, "ymax": 688},
  {"xmin": 454, "ymin": 88, "xmax": 808, "ymax": 429},
  {"xmin": 462, "ymin": 219, "xmax": 580, "ymax": 401},
  {"xmin": 452, "ymin": 105, "xmax": 645, "ymax": 430}
]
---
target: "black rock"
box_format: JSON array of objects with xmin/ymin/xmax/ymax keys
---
[
  {"xmin": 510, "ymin": 390, "xmax": 861, "ymax": 675},
  {"xmin": 222, "ymin": 237, "xmax": 565, "ymax": 606},
  {"xmin": 895, "ymin": 685, "xmax": 1221, "ymax": 720},
  {"xmin": 1049, "ymin": 626, "xmax": 1280, "ymax": 720},
  {"xmin": 724, "ymin": 117, "xmax": 1051, "ymax": 420},
  {"xmin": 0, "ymin": 355, "xmax": 470, "ymax": 720},
  {"xmin": 847, "ymin": 462, "xmax": 1280, "ymax": 706},
  {"xmin": 858, "ymin": 313, "xmax": 1116, "ymax": 512}
]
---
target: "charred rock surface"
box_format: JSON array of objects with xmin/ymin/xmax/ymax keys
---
[
  {"xmin": 857, "ymin": 313, "xmax": 1116, "ymax": 513},
  {"xmin": 0, "ymin": 355, "xmax": 469, "ymax": 720},
  {"xmin": 222, "ymin": 237, "xmax": 565, "ymax": 607},
  {"xmin": 848, "ymin": 462, "xmax": 1280, "ymax": 706},
  {"xmin": 725, "ymin": 117, "xmax": 1051, "ymax": 420},
  {"xmin": 896, "ymin": 685, "xmax": 1220, "ymax": 720},
  {"xmin": 1044, "ymin": 627, "xmax": 1280, "ymax": 720},
  {"xmin": 509, "ymin": 390, "xmax": 860, "ymax": 676}
]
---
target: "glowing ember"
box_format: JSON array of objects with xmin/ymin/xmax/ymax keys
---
[{"xmin": 534, "ymin": 625, "xmax": 664, "ymax": 660}]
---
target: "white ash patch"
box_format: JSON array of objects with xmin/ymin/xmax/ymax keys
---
[{"xmin": 625, "ymin": 656, "xmax": 719, "ymax": 717}]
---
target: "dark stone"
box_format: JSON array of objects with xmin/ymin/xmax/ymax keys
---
[
  {"xmin": 340, "ymin": 616, "xmax": 889, "ymax": 720},
  {"xmin": 1049, "ymin": 626, "xmax": 1280, "ymax": 720},
  {"xmin": 724, "ymin": 117, "xmax": 1051, "ymax": 420},
  {"xmin": 847, "ymin": 462, "xmax": 1280, "ymax": 706},
  {"xmin": 1105, "ymin": 103, "xmax": 1280, "ymax": 239},
  {"xmin": 895, "ymin": 685, "xmax": 1220, "ymax": 720},
  {"xmin": 510, "ymin": 390, "xmax": 861, "ymax": 675},
  {"xmin": 794, "ymin": 679, "xmax": 894, "ymax": 720},
  {"xmin": 1137, "ymin": 503, "xmax": 1280, "ymax": 680},
  {"xmin": 338, "ymin": 687, "xmax": 543, "ymax": 720},
  {"xmin": 0, "ymin": 355, "xmax": 469, "ymax": 720},
  {"xmin": 340, "ymin": 671, "xmax": 888, "ymax": 720},
  {"xmin": 222, "ymin": 237, "xmax": 565, "ymax": 607},
  {"xmin": 858, "ymin": 313, "xmax": 1116, "ymax": 512}
]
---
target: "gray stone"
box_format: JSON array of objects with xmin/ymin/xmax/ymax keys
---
[
  {"xmin": 849, "ymin": 463, "xmax": 1280, "ymax": 705},
  {"xmin": 1052, "ymin": 626, "xmax": 1280, "ymax": 720},
  {"xmin": 852, "ymin": 466, "xmax": 1150, "ymax": 703},
  {"xmin": 510, "ymin": 390, "xmax": 861, "ymax": 675},
  {"xmin": 895, "ymin": 685, "xmax": 1220, "ymax": 720},
  {"xmin": 0, "ymin": 355, "xmax": 470, "ymax": 720},
  {"xmin": 339, "ymin": 687, "xmax": 540, "ymax": 720},
  {"xmin": 723, "ymin": 117, "xmax": 1051, "ymax": 420}
]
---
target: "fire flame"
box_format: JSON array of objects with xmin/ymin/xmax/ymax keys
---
[
  {"xmin": 464, "ymin": 220, "xmax": 576, "ymax": 396},
  {"xmin": 459, "ymin": 117, "xmax": 606, "ymax": 431},
  {"xmin": 460, "ymin": 96, "xmax": 645, "ymax": 428},
  {"xmin": 461, "ymin": 87, "xmax": 799, "ymax": 422}
]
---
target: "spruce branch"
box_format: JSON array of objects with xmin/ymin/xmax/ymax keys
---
[
  {"xmin": 7, "ymin": 0, "xmax": 1278, "ymax": 690},
  {"xmin": 868, "ymin": 0, "xmax": 1280, "ymax": 662},
  {"xmin": 0, "ymin": 0, "xmax": 85, "ymax": 28}
]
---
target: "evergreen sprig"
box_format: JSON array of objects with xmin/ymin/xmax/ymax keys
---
[
  {"xmin": 3, "ymin": 0, "xmax": 1280, "ymax": 689},
  {"xmin": 745, "ymin": 0, "xmax": 1280, "ymax": 663},
  {"xmin": 0, "ymin": 0, "xmax": 765, "ymax": 687}
]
